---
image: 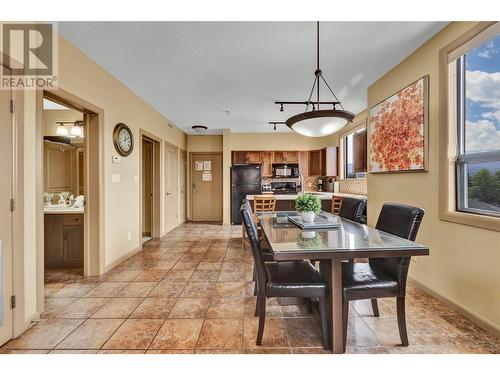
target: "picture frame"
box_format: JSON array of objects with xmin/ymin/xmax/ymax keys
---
[{"xmin": 368, "ymin": 75, "xmax": 429, "ymax": 173}]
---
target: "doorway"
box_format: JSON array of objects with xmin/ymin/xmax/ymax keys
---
[
  {"xmin": 42, "ymin": 99, "xmax": 85, "ymax": 282},
  {"xmin": 0, "ymin": 71, "xmax": 14, "ymax": 346},
  {"xmin": 190, "ymin": 153, "xmax": 223, "ymax": 222},
  {"xmin": 165, "ymin": 143, "xmax": 179, "ymax": 233},
  {"xmin": 140, "ymin": 132, "xmax": 161, "ymax": 243},
  {"xmin": 179, "ymin": 150, "xmax": 188, "ymax": 224}
]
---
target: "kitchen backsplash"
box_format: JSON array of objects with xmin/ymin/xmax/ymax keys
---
[
  {"xmin": 339, "ymin": 178, "xmax": 367, "ymax": 195},
  {"xmin": 261, "ymin": 176, "xmax": 320, "ymax": 191}
]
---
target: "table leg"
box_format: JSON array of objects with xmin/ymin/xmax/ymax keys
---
[{"xmin": 330, "ymin": 258, "xmax": 343, "ymax": 354}]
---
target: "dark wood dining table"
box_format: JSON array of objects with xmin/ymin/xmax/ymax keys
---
[{"xmin": 257, "ymin": 210, "xmax": 429, "ymax": 354}]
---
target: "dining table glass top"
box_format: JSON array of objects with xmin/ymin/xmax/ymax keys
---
[{"xmin": 257, "ymin": 211, "xmax": 428, "ymax": 255}]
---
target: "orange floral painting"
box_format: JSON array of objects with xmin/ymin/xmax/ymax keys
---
[{"xmin": 369, "ymin": 77, "xmax": 428, "ymax": 173}]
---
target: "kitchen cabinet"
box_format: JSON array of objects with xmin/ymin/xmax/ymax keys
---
[
  {"xmin": 246, "ymin": 151, "xmax": 261, "ymax": 164},
  {"xmin": 44, "ymin": 213, "xmax": 84, "ymax": 268},
  {"xmin": 308, "ymin": 149, "xmax": 324, "ymax": 176},
  {"xmin": 353, "ymin": 130, "xmax": 367, "ymax": 173},
  {"xmin": 260, "ymin": 151, "xmax": 273, "ymax": 177},
  {"xmin": 273, "ymin": 151, "xmax": 298, "ymax": 163},
  {"xmin": 284, "ymin": 151, "xmax": 298, "ymax": 163},
  {"xmin": 273, "ymin": 151, "xmax": 285, "ymax": 163},
  {"xmin": 298, "ymin": 151, "xmax": 309, "ymax": 176},
  {"xmin": 308, "ymin": 147, "xmax": 338, "ymax": 176},
  {"xmin": 232, "ymin": 151, "xmax": 247, "ymax": 164}
]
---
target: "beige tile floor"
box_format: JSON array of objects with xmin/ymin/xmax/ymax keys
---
[{"xmin": 1, "ymin": 223, "xmax": 499, "ymax": 354}]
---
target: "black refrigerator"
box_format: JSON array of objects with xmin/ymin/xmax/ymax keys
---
[{"xmin": 231, "ymin": 164, "xmax": 262, "ymax": 224}]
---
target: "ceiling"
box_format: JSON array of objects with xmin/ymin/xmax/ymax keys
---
[{"xmin": 57, "ymin": 22, "xmax": 447, "ymax": 135}]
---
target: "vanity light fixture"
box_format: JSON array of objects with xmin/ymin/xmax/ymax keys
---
[{"xmin": 56, "ymin": 122, "xmax": 68, "ymax": 136}]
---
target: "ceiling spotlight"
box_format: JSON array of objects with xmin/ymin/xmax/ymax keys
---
[
  {"xmin": 280, "ymin": 104, "xmax": 284, "ymax": 112},
  {"xmin": 192, "ymin": 125, "xmax": 208, "ymax": 134},
  {"xmin": 273, "ymin": 124, "xmax": 276, "ymax": 131}
]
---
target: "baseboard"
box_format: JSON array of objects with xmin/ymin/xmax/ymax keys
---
[
  {"xmin": 103, "ymin": 246, "xmax": 141, "ymax": 273},
  {"xmin": 409, "ymin": 277, "xmax": 500, "ymax": 338}
]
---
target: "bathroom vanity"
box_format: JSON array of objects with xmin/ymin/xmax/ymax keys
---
[{"xmin": 44, "ymin": 206, "xmax": 84, "ymax": 268}]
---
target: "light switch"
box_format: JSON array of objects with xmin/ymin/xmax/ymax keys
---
[{"xmin": 112, "ymin": 173, "xmax": 120, "ymax": 183}]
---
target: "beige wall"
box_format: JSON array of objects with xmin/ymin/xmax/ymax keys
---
[
  {"xmin": 367, "ymin": 22, "xmax": 500, "ymax": 334},
  {"xmin": 187, "ymin": 135, "xmax": 222, "ymax": 152},
  {"xmin": 230, "ymin": 132, "xmax": 331, "ymax": 151},
  {"xmin": 43, "ymin": 108, "xmax": 83, "ymax": 136},
  {"xmin": 55, "ymin": 35, "xmax": 187, "ymax": 266},
  {"xmin": 2, "ymin": 25, "xmax": 188, "ymax": 326}
]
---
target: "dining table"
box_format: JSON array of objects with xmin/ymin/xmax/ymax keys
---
[{"xmin": 257, "ymin": 210, "xmax": 429, "ymax": 354}]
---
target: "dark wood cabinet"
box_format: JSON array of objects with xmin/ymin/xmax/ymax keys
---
[
  {"xmin": 44, "ymin": 214, "xmax": 84, "ymax": 268},
  {"xmin": 353, "ymin": 130, "xmax": 367, "ymax": 173},
  {"xmin": 260, "ymin": 151, "xmax": 273, "ymax": 177},
  {"xmin": 275, "ymin": 200, "xmax": 295, "ymax": 211},
  {"xmin": 232, "ymin": 151, "xmax": 247, "ymax": 164},
  {"xmin": 309, "ymin": 149, "xmax": 323, "ymax": 176},
  {"xmin": 272, "ymin": 151, "xmax": 285, "ymax": 163}
]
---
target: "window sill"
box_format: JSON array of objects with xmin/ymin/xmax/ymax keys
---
[{"xmin": 439, "ymin": 209, "xmax": 500, "ymax": 232}]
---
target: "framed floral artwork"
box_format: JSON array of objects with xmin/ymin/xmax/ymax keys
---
[{"xmin": 369, "ymin": 76, "xmax": 429, "ymax": 173}]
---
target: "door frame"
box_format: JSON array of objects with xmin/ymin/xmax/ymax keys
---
[
  {"xmin": 189, "ymin": 152, "xmax": 223, "ymax": 222},
  {"xmin": 164, "ymin": 141, "xmax": 179, "ymax": 233},
  {"xmin": 179, "ymin": 149, "xmax": 188, "ymax": 224},
  {"xmin": 139, "ymin": 130, "xmax": 161, "ymax": 243},
  {"xmin": 36, "ymin": 89, "xmax": 104, "ymax": 313}
]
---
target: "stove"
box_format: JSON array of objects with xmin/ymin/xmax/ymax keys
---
[{"xmin": 271, "ymin": 181, "xmax": 297, "ymax": 195}]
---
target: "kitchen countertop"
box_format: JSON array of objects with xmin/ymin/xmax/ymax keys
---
[
  {"xmin": 246, "ymin": 191, "xmax": 366, "ymax": 200},
  {"xmin": 44, "ymin": 205, "xmax": 84, "ymax": 214}
]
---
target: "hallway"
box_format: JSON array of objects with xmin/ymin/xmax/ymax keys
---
[{"xmin": 1, "ymin": 223, "xmax": 499, "ymax": 354}]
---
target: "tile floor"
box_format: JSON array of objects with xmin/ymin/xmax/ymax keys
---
[{"xmin": 1, "ymin": 223, "xmax": 499, "ymax": 354}]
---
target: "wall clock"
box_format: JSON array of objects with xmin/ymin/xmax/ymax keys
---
[{"xmin": 113, "ymin": 123, "xmax": 134, "ymax": 157}]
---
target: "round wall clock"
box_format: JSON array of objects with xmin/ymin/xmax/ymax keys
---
[{"xmin": 113, "ymin": 123, "xmax": 134, "ymax": 157}]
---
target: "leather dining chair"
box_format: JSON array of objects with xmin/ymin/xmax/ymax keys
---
[
  {"xmin": 341, "ymin": 203, "xmax": 425, "ymax": 350},
  {"xmin": 338, "ymin": 197, "xmax": 367, "ymax": 223},
  {"xmin": 240, "ymin": 203, "xmax": 329, "ymax": 348},
  {"xmin": 242, "ymin": 195, "xmax": 276, "ymax": 246}
]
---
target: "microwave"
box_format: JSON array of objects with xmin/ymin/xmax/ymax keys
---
[{"xmin": 272, "ymin": 164, "xmax": 300, "ymax": 178}]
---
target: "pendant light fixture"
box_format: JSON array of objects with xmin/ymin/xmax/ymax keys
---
[{"xmin": 275, "ymin": 22, "xmax": 354, "ymax": 137}]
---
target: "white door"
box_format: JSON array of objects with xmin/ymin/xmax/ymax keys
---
[
  {"xmin": 165, "ymin": 144, "xmax": 179, "ymax": 233},
  {"xmin": 179, "ymin": 150, "xmax": 187, "ymax": 223},
  {"xmin": 0, "ymin": 68, "xmax": 14, "ymax": 345}
]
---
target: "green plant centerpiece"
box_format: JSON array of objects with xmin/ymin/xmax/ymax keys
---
[{"xmin": 295, "ymin": 193, "xmax": 321, "ymax": 223}]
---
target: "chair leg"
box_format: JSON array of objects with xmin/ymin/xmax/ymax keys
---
[
  {"xmin": 371, "ymin": 299, "xmax": 380, "ymax": 317},
  {"xmin": 319, "ymin": 297, "xmax": 329, "ymax": 349},
  {"xmin": 253, "ymin": 266, "xmax": 258, "ymax": 296},
  {"xmin": 254, "ymin": 293, "xmax": 260, "ymax": 317},
  {"xmin": 396, "ymin": 297, "xmax": 409, "ymax": 347},
  {"xmin": 256, "ymin": 295, "xmax": 266, "ymax": 345},
  {"xmin": 342, "ymin": 299, "xmax": 349, "ymax": 352}
]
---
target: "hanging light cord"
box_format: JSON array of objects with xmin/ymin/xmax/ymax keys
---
[{"xmin": 305, "ymin": 21, "xmax": 345, "ymax": 112}]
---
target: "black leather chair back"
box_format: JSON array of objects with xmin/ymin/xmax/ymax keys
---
[
  {"xmin": 370, "ymin": 203, "xmax": 425, "ymax": 295},
  {"xmin": 240, "ymin": 203, "xmax": 268, "ymax": 292},
  {"xmin": 338, "ymin": 197, "xmax": 367, "ymax": 223}
]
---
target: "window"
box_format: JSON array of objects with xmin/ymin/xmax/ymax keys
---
[
  {"xmin": 455, "ymin": 33, "xmax": 500, "ymax": 217},
  {"xmin": 343, "ymin": 128, "xmax": 367, "ymax": 179}
]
